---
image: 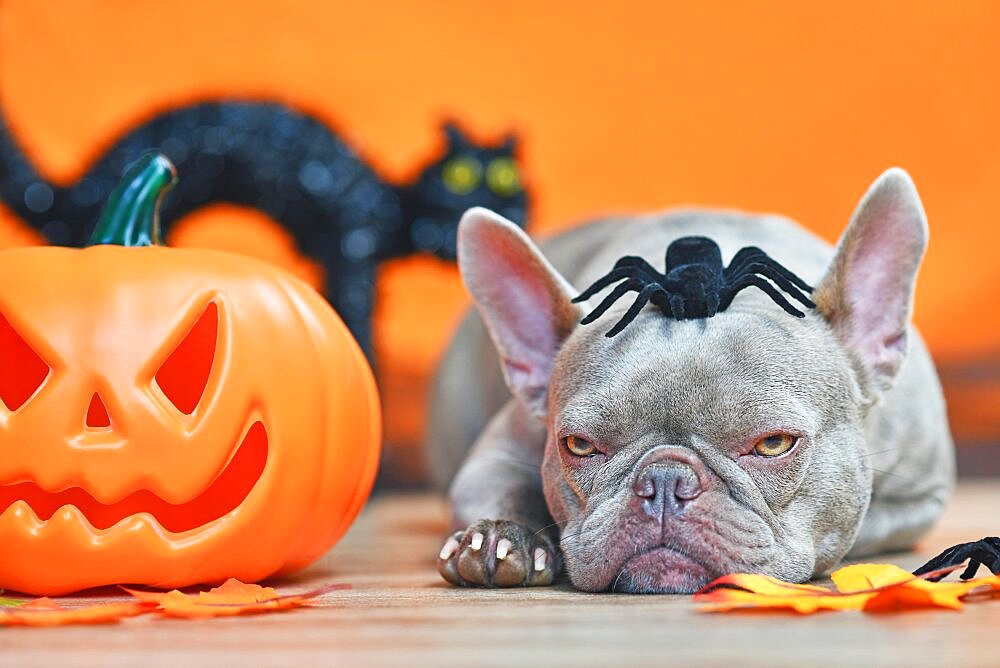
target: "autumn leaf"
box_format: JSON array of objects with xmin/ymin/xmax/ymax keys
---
[
  {"xmin": 695, "ymin": 563, "xmax": 1000, "ymax": 614},
  {"xmin": 706, "ymin": 573, "xmax": 831, "ymax": 596},
  {"xmin": 695, "ymin": 573, "xmax": 872, "ymax": 613},
  {"xmin": 123, "ymin": 578, "xmax": 349, "ymax": 619},
  {"xmin": 0, "ymin": 597, "xmax": 155, "ymax": 627},
  {"xmin": 862, "ymin": 573, "xmax": 1000, "ymax": 612},
  {"xmin": 0, "ymin": 578, "xmax": 348, "ymax": 626},
  {"xmin": 832, "ymin": 563, "xmax": 1000, "ymax": 612}
]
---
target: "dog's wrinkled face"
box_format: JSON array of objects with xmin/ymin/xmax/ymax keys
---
[{"xmin": 542, "ymin": 304, "xmax": 870, "ymax": 592}]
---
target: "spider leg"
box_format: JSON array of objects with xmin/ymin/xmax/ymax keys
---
[
  {"xmin": 960, "ymin": 558, "xmax": 985, "ymax": 581},
  {"xmin": 912, "ymin": 545, "xmax": 963, "ymax": 581},
  {"xmin": 728, "ymin": 275, "xmax": 806, "ymax": 317},
  {"xmin": 735, "ymin": 263, "xmax": 816, "ymax": 309},
  {"xmin": 574, "ymin": 257, "xmax": 663, "ymax": 302},
  {"xmin": 723, "ymin": 247, "xmax": 767, "ymax": 281},
  {"xmin": 965, "ymin": 538, "xmax": 1000, "ymax": 578},
  {"xmin": 726, "ymin": 248, "xmax": 813, "ymax": 292},
  {"xmin": 574, "ymin": 268, "xmax": 640, "ymax": 302},
  {"xmin": 604, "ymin": 284, "xmax": 664, "ymax": 337},
  {"xmin": 669, "ymin": 293, "xmax": 686, "ymax": 320},
  {"xmin": 725, "ymin": 247, "xmax": 763, "ymax": 271},
  {"xmin": 955, "ymin": 540, "xmax": 1000, "ymax": 579},
  {"xmin": 648, "ymin": 289, "xmax": 671, "ymax": 314},
  {"xmin": 913, "ymin": 537, "xmax": 1000, "ymax": 581},
  {"xmin": 579, "ymin": 279, "xmax": 642, "ymax": 325},
  {"xmin": 718, "ymin": 287, "xmax": 738, "ymax": 312},
  {"xmin": 612, "ymin": 255, "xmax": 664, "ymax": 277},
  {"xmin": 705, "ymin": 292, "xmax": 720, "ymax": 318}
]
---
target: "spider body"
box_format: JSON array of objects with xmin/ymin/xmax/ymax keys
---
[{"xmin": 574, "ymin": 236, "xmax": 816, "ymax": 337}]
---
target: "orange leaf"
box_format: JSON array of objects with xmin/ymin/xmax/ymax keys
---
[
  {"xmin": 696, "ymin": 588, "xmax": 873, "ymax": 613},
  {"xmin": 705, "ymin": 572, "xmax": 831, "ymax": 596},
  {"xmin": 123, "ymin": 578, "xmax": 348, "ymax": 619},
  {"xmin": 695, "ymin": 563, "xmax": 1000, "ymax": 615},
  {"xmin": 0, "ymin": 597, "xmax": 154, "ymax": 627},
  {"xmin": 695, "ymin": 574, "xmax": 872, "ymax": 613},
  {"xmin": 863, "ymin": 574, "xmax": 1000, "ymax": 613}
]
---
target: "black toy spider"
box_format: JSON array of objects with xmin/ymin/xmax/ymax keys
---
[
  {"xmin": 913, "ymin": 537, "xmax": 1000, "ymax": 581},
  {"xmin": 573, "ymin": 236, "xmax": 816, "ymax": 337}
]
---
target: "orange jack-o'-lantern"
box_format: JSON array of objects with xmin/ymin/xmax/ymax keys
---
[{"xmin": 0, "ymin": 154, "xmax": 380, "ymax": 595}]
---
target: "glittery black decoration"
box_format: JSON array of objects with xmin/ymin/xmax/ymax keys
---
[{"xmin": 0, "ymin": 103, "xmax": 528, "ymax": 357}]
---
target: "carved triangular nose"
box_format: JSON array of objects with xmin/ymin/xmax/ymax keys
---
[{"xmin": 86, "ymin": 392, "xmax": 112, "ymax": 428}]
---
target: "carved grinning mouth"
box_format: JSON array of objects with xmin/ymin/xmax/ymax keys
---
[{"xmin": 0, "ymin": 421, "xmax": 268, "ymax": 533}]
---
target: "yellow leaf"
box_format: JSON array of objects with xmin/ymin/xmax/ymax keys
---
[{"xmin": 831, "ymin": 563, "xmax": 914, "ymax": 593}]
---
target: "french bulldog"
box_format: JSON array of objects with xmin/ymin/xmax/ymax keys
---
[{"xmin": 427, "ymin": 168, "xmax": 955, "ymax": 593}]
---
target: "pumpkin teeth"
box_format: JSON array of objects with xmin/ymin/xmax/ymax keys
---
[
  {"xmin": 0, "ymin": 498, "xmax": 161, "ymax": 540},
  {"xmin": 0, "ymin": 421, "xmax": 268, "ymax": 533},
  {"xmin": 1, "ymin": 499, "xmax": 42, "ymax": 527}
]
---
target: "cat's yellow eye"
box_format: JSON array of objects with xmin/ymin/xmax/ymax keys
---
[
  {"xmin": 564, "ymin": 435, "xmax": 597, "ymax": 457},
  {"xmin": 485, "ymin": 157, "xmax": 522, "ymax": 196},
  {"xmin": 753, "ymin": 433, "xmax": 798, "ymax": 457},
  {"xmin": 442, "ymin": 156, "xmax": 482, "ymax": 195}
]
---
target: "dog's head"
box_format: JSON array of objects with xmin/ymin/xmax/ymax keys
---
[{"xmin": 457, "ymin": 169, "xmax": 928, "ymax": 592}]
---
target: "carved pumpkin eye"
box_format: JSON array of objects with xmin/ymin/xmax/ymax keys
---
[
  {"xmin": 563, "ymin": 435, "xmax": 598, "ymax": 457},
  {"xmin": 485, "ymin": 157, "xmax": 522, "ymax": 196},
  {"xmin": 753, "ymin": 433, "xmax": 798, "ymax": 457},
  {"xmin": 442, "ymin": 155, "xmax": 483, "ymax": 195},
  {"xmin": 155, "ymin": 302, "xmax": 219, "ymax": 415},
  {"xmin": 0, "ymin": 312, "xmax": 50, "ymax": 412}
]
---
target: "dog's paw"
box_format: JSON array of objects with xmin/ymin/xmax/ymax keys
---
[{"xmin": 437, "ymin": 519, "xmax": 559, "ymax": 587}]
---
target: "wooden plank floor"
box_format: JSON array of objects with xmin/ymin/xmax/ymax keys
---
[{"xmin": 3, "ymin": 481, "xmax": 999, "ymax": 667}]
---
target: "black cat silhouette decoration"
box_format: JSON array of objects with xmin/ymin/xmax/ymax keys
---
[{"xmin": 0, "ymin": 102, "xmax": 529, "ymax": 356}]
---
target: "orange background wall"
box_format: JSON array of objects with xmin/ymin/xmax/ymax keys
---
[{"xmin": 0, "ymin": 1, "xmax": 997, "ymax": 477}]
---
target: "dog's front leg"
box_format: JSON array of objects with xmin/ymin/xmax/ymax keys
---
[{"xmin": 437, "ymin": 399, "xmax": 559, "ymax": 587}]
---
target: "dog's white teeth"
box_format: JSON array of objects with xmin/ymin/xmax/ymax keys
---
[
  {"xmin": 496, "ymin": 538, "xmax": 512, "ymax": 560},
  {"xmin": 470, "ymin": 532, "xmax": 484, "ymax": 551},
  {"xmin": 439, "ymin": 538, "xmax": 460, "ymax": 560},
  {"xmin": 534, "ymin": 547, "xmax": 547, "ymax": 571}
]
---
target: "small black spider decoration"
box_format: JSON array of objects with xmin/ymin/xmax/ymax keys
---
[
  {"xmin": 913, "ymin": 537, "xmax": 1000, "ymax": 581},
  {"xmin": 573, "ymin": 236, "xmax": 816, "ymax": 337}
]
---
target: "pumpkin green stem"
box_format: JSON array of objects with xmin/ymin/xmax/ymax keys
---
[{"xmin": 88, "ymin": 152, "xmax": 177, "ymax": 247}]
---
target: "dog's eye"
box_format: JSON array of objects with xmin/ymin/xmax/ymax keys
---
[
  {"xmin": 753, "ymin": 434, "xmax": 797, "ymax": 457},
  {"xmin": 563, "ymin": 435, "xmax": 597, "ymax": 457}
]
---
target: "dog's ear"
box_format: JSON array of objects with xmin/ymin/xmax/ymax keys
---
[
  {"xmin": 813, "ymin": 168, "xmax": 928, "ymax": 391},
  {"xmin": 457, "ymin": 207, "xmax": 582, "ymax": 418}
]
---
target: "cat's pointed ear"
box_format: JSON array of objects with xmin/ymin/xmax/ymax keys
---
[
  {"xmin": 443, "ymin": 121, "xmax": 469, "ymax": 149},
  {"xmin": 458, "ymin": 207, "xmax": 582, "ymax": 418},
  {"xmin": 813, "ymin": 168, "xmax": 928, "ymax": 392}
]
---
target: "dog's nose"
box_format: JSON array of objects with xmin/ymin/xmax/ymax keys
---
[{"xmin": 633, "ymin": 464, "xmax": 702, "ymax": 518}]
